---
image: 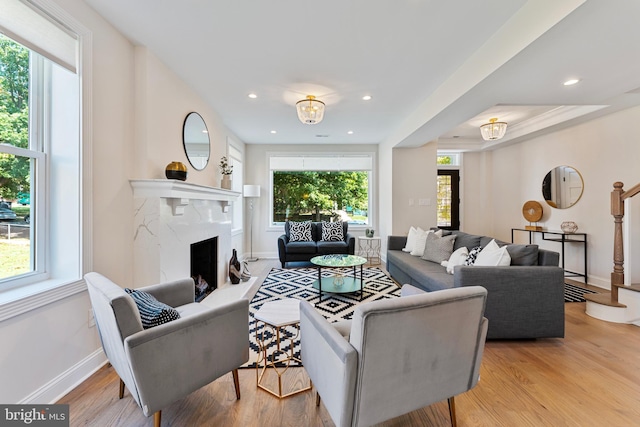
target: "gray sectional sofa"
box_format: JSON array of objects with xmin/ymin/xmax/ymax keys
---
[{"xmin": 387, "ymin": 230, "xmax": 565, "ymax": 339}]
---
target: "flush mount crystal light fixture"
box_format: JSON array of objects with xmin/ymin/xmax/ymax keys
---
[
  {"xmin": 296, "ymin": 95, "xmax": 325, "ymax": 124},
  {"xmin": 480, "ymin": 117, "xmax": 508, "ymax": 140}
]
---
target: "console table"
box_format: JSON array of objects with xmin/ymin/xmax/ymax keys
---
[{"xmin": 511, "ymin": 228, "xmax": 588, "ymax": 283}]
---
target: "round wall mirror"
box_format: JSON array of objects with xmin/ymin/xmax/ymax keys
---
[
  {"xmin": 541, "ymin": 165, "xmax": 584, "ymax": 209},
  {"xmin": 182, "ymin": 112, "xmax": 210, "ymax": 170}
]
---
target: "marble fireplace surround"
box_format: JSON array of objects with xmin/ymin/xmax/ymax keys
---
[{"xmin": 130, "ymin": 179, "xmax": 240, "ymax": 288}]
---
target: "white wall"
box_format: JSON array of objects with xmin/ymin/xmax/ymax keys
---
[
  {"xmin": 392, "ymin": 144, "xmax": 438, "ymax": 235},
  {"xmin": 133, "ymin": 46, "xmax": 246, "ymax": 254},
  {"xmin": 133, "ymin": 47, "xmax": 241, "ymax": 186},
  {"xmin": 244, "ymin": 144, "xmax": 378, "ymax": 260},
  {"xmin": 463, "ymin": 106, "xmax": 640, "ymax": 288},
  {"xmin": 0, "ymin": 0, "xmax": 246, "ymax": 404},
  {"xmin": 1, "ymin": 0, "xmax": 134, "ymax": 404},
  {"xmin": 378, "ymin": 140, "xmax": 394, "ymax": 259}
]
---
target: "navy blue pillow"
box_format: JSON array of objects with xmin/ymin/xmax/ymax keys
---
[{"xmin": 125, "ymin": 288, "xmax": 180, "ymax": 329}]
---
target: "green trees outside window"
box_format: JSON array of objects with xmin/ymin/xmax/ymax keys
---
[
  {"xmin": 0, "ymin": 35, "xmax": 30, "ymax": 201},
  {"xmin": 273, "ymin": 171, "xmax": 369, "ymax": 224},
  {"xmin": 0, "ymin": 35, "xmax": 31, "ymax": 279}
]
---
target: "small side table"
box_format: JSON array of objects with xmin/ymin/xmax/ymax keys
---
[
  {"xmin": 254, "ymin": 298, "xmax": 312, "ymax": 398},
  {"xmin": 358, "ymin": 236, "xmax": 381, "ymax": 264}
]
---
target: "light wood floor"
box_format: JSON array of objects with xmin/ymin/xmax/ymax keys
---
[{"xmin": 60, "ymin": 259, "xmax": 640, "ymax": 426}]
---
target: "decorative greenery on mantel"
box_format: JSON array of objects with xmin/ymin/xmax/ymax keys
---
[{"xmin": 219, "ymin": 156, "xmax": 233, "ymax": 175}]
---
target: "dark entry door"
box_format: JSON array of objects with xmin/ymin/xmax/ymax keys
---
[{"xmin": 437, "ymin": 170, "xmax": 460, "ymax": 230}]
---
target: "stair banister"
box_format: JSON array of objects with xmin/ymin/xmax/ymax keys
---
[{"xmin": 611, "ymin": 181, "xmax": 640, "ymax": 302}]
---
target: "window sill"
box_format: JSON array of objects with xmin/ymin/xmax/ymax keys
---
[{"xmin": 0, "ymin": 277, "xmax": 86, "ymax": 322}]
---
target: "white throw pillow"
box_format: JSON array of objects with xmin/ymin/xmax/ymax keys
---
[
  {"xmin": 474, "ymin": 240, "xmax": 511, "ymax": 266},
  {"xmin": 482, "ymin": 239, "xmax": 500, "ymax": 253},
  {"xmin": 446, "ymin": 246, "xmax": 469, "ymax": 274},
  {"xmin": 402, "ymin": 226, "xmax": 422, "ymax": 252},
  {"xmin": 410, "ymin": 229, "xmax": 430, "ymax": 256},
  {"xmin": 410, "ymin": 229, "xmax": 443, "ymax": 256}
]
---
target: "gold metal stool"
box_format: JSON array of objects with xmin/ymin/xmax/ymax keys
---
[{"xmin": 254, "ymin": 298, "xmax": 312, "ymax": 398}]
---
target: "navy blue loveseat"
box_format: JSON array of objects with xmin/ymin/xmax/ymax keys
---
[{"xmin": 278, "ymin": 221, "xmax": 355, "ymax": 268}]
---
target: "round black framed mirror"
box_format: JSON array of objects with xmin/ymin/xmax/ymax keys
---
[
  {"xmin": 182, "ymin": 112, "xmax": 210, "ymax": 170},
  {"xmin": 542, "ymin": 165, "xmax": 584, "ymax": 209}
]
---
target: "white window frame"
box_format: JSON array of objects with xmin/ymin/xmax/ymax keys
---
[
  {"xmin": 0, "ymin": 2, "xmax": 91, "ymax": 321},
  {"xmin": 437, "ymin": 151, "xmax": 461, "ymax": 167}
]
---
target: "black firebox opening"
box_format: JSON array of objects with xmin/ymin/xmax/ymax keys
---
[{"xmin": 191, "ymin": 236, "xmax": 218, "ymax": 302}]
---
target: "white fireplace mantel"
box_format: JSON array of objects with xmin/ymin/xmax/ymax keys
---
[{"xmin": 130, "ymin": 179, "xmax": 241, "ymax": 215}]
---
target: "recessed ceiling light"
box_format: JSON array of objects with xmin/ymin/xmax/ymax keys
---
[
  {"xmin": 362, "ymin": 95, "xmax": 372, "ymax": 101},
  {"xmin": 202, "ymin": 130, "xmax": 208, "ymax": 134},
  {"xmin": 563, "ymin": 79, "xmax": 580, "ymax": 86},
  {"xmin": 347, "ymin": 131, "xmax": 354, "ymax": 135},
  {"xmin": 270, "ymin": 130, "xmax": 277, "ymax": 134},
  {"xmin": 248, "ymin": 93, "xmax": 257, "ymax": 98}
]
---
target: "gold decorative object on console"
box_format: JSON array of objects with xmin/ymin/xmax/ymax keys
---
[
  {"xmin": 522, "ymin": 200, "xmax": 543, "ymax": 231},
  {"xmin": 165, "ymin": 161, "xmax": 187, "ymax": 181}
]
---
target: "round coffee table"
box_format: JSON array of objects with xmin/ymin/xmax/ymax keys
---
[{"xmin": 310, "ymin": 254, "xmax": 367, "ymax": 304}]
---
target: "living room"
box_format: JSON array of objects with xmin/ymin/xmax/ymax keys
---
[{"xmin": 1, "ymin": 0, "xmax": 639, "ymax": 425}]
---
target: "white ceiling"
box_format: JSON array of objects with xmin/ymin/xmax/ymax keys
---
[{"xmin": 84, "ymin": 0, "xmax": 640, "ymax": 150}]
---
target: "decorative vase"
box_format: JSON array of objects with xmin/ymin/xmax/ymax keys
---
[
  {"xmin": 221, "ymin": 175, "xmax": 232, "ymax": 190},
  {"xmin": 165, "ymin": 161, "xmax": 187, "ymax": 181},
  {"xmin": 229, "ymin": 249, "xmax": 241, "ymax": 284},
  {"xmin": 366, "ymin": 229, "xmax": 375, "ymax": 238},
  {"xmin": 561, "ymin": 221, "xmax": 578, "ymax": 233}
]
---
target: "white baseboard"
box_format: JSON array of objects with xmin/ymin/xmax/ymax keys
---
[
  {"xmin": 584, "ymin": 274, "xmax": 610, "ymax": 290},
  {"xmin": 19, "ymin": 348, "xmax": 107, "ymax": 404}
]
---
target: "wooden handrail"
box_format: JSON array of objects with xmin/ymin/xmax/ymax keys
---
[
  {"xmin": 622, "ymin": 182, "xmax": 640, "ymax": 200},
  {"xmin": 611, "ymin": 181, "xmax": 640, "ymax": 302}
]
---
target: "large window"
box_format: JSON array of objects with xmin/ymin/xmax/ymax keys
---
[
  {"xmin": 270, "ymin": 154, "xmax": 373, "ymax": 226},
  {"xmin": 0, "ymin": 22, "xmax": 81, "ymax": 290}
]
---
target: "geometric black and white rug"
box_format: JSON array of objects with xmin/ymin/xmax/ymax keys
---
[
  {"xmin": 564, "ymin": 282, "xmax": 598, "ymax": 302},
  {"xmin": 244, "ymin": 267, "xmax": 401, "ymax": 368}
]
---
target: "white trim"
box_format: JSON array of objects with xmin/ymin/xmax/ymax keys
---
[
  {"xmin": 227, "ymin": 138, "xmax": 244, "ymax": 233},
  {"xmin": 0, "ymin": 278, "xmax": 86, "ymax": 322},
  {"xmin": 270, "ymin": 153, "xmax": 373, "ymax": 171},
  {"xmin": 0, "ymin": 0, "xmax": 78, "ymax": 73},
  {"xmin": 19, "ymin": 348, "xmax": 107, "ymax": 404},
  {"xmin": 130, "ymin": 179, "xmax": 241, "ymax": 202},
  {"xmin": 78, "ymin": 25, "xmax": 93, "ymax": 274}
]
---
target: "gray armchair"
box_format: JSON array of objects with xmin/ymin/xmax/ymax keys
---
[
  {"xmin": 85, "ymin": 272, "xmax": 249, "ymax": 427},
  {"xmin": 300, "ymin": 284, "xmax": 488, "ymax": 427}
]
